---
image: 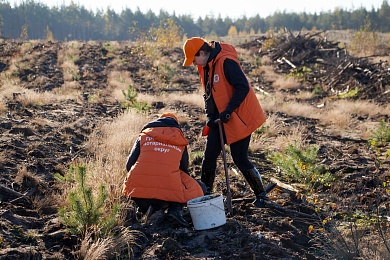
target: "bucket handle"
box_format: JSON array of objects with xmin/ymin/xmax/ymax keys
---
[{"xmin": 210, "ymin": 202, "xmax": 225, "ymax": 211}]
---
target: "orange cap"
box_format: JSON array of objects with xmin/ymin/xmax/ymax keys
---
[
  {"xmin": 160, "ymin": 112, "xmax": 178, "ymax": 122},
  {"xmin": 182, "ymin": 37, "xmax": 205, "ymax": 66}
]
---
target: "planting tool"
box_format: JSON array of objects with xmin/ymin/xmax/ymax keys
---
[{"xmin": 217, "ymin": 120, "xmax": 233, "ymax": 215}]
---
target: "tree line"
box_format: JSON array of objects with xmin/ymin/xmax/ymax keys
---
[{"xmin": 0, "ymin": 0, "xmax": 389, "ymax": 41}]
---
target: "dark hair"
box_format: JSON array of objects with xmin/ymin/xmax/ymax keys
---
[{"xmin": 195, "ymin": 42, "xmax": 212, "ymax": 56}]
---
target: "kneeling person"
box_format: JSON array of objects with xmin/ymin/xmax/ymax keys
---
[{"xmin": 122, "ymin": 113, "xmax": 204, "ymax": 226}]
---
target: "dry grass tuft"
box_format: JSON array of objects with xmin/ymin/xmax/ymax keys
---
[
  {"xmin": 313, "ymin": 222, "xmax": 390, "ymax": 260},
  {"xmin": 250, "ymin": 113, "xmax": 284, "ymax": 151},
  {"xmin": 30, "ymin": 195, "xmax": 56, "ymax": 214},
  {"xmin": 260, "ymin": 56, "xmax": 273, "ymax": 65},
  {"xmin": 1, "ymin": 83, "xmax": 77, "ymax": 107},
  {"xmin": 14, "ymin": 166, "xmax": 44, "ymax": 189},
  {"xmin": 272, "ymin": 75, "xmax": 301, "ymax": 90},
  {"xmin": 85, "ymin": 110, "xmax": 151, "ymax": 201},
  {"xmin": 0, "ymin": 81, "xmax": 25, "ymax": 98},
  {"xmin": 282, "ymin": 100, "xmax": 320, "ymax": 119},
  {"xmin": 269, "ymin": 123, "xmax": 308, "ymax": 151},
  {"xmin": 61, "ymin": 60, "xmax": 79, "ymax": 82},
  {"xmin": 137, "ymin": 91, "xmax": 204, "ymax": 109},
  {"xmin": 59, "ymin": 81, "xmax": 82, "ymax": 99},
  {"xmin": 0, "ymin": 101, "xmax": 7, "ymax": 114},
  {"xmin": 107, "ymin": 71, "xmax": 134, "ymax": 101},
  {"xmin": 77, "ymin": 227, "xmax": 143, "ymax": 260},
  {"xmin": 258, "ymin": 65, "xmax": 280, "ymax": 83},
  {"xmin": 295, "ymin": 90, "xmax": 315, "ymax": 99},
  {"xmin": 0, "ymin": 154, "xmax": 5, "ymax": 165},
  {"xmin": 259, "ymin": 92, "xmax": 321, "ymax": 119},
  {"xmin": 59, "ymin": 41, "xmax": 82, "ymax": 83},
  {"xmin": 18, "ymin": 41, "xmax": 37, "ymax": 54},
  {"xmin": 320, "ymin": 107, "xmax": 353, "ymax": 130},
  {"xmin": 256, "ymin": 93, "xmax": 280, "ymax": 114},
  {"xmin": 262, "ymin": 113, "xmax": 284, "ymax": 138},
  {"xmin": 258, "ymin": 91, "xmax": 390, "ymax": 138},
  {"xmin": 332, "ymin": 99, "xmax": 388, "ymax": 118},
  {"xmin": 14, "ymin": 89, "xmax": 69, "ymax": 106}
]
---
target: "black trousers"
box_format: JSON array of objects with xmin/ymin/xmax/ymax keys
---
[
  {"xmin": 132, "ymin": 198, "xmax": 170, "ymax": 213},
  {"xmin": 202, "ymin": 125, "xmax": 253, "ymax": 172}
]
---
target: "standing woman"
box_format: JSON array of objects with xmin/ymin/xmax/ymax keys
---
[{"xmin": 182, "ymin": 37, "xmax": 268, "ymax": 207}]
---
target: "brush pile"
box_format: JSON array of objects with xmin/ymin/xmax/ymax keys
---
[{"xmin": 241, "ymin": 30, "xmax": 390, "ymax": 103}]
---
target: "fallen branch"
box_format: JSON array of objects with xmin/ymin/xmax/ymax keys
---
[
  {"xmin": 277, "ymin": 57, "xmax": 296, "ymax": 68},
  {"xmin": 9, "ymin": 188, "xmax": 36, "ymax": 203},
  {"xmin": 231, "ymin": 197, "xmax": 320, "ymax": 220},
  {"xmin": 0, "ymin": 184, "xmax": 25, "ymax": 198},
  {"xmin": 269, "ymin": 177, "xmax": 299, "ymax": 193},
  {"xmin": 0, "ymin": 184, "xmax": 35, "ymax": 203},
  {"xmin": 264, "ymin": 200, "xmax": 320, "ymax": 220}
]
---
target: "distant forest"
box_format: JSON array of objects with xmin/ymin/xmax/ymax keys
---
[{"xmin": 1, "ymin": 0, "xmax": 389, "ymax": 41}]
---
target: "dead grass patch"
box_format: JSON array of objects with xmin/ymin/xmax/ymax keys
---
[
  {"xmin": 0, "ymin": 83, "xmax": 25, "ymax": 98},
  {"xmin": 258, "ymin": 65, "xmax": 280, "ymax": 83},
  {"xmin": 335, "ymin": 99, "xmax": 388, "ymax": 118},
  {"xmin": 107, "ymin": 71, "xmax": 134, "ymax": 101},
  {"xmin": 85, "ymin": 110, "xmax": 151, "ymax": 201},
  {"xmin": 272, "ymin": 76, "xmax": 301, "ymax": 90},
  {"xmin": 0, "ymin": 101, "xmax": 7, "ymax": 114},
  {"xmin": 259, "ymin": 93, "xmax": 390, "ymax": 136},
  {"xmin": 18, "ymin": 41, "xmax": 36, "ymax": 55},
  {"xmin": 137, "ymin": 91, "xmax": 204, "ymax": 109},
  {"xmin": 7, "ymin": 56, "xmax": 26, "ymax": 76},
  {"xmin": 77, "ymin": 227, "xmax": 142, "ymax": 260},
  {"xmin": 260, "ymin": 92, "xmax": 321, "ymax": 120},
  {"xmin": 59, "ymin": 81, "xmax": 82, "ymax": 99},
  {"xmin": 61, "ymin": 60, "xmax": 79, "ymax": 82},
  {"xmin": 281, "ymin": 100, "xmax": 320, "ymax": 119},
  {"xmin": 58, "ymin": 41, "xmax": 81, "ymax": 83},
  {"xmin": 268, "ymin": 123, "xmax": 308, "ymax": 151},
  {"xmin": 250, "ymin": 113, "xmax": 283, "ymax": 151},
  {"xmin": 261, "ymin": 56, "xmax": 273, "ymax": 65},
  {"xmin": 14, "ymin": 89, "xmax": 70, "ymax": 106},
  {"xmin": 295, "ymin": 90, "xmax": 315, "ymax": 99},
  {"xmin": 30, "ymin": 195, "xmax": 57, "ymax": 214},
  {"xmin": 262, "ymin": 113, "xmax": 283, "ymax": 138},
  {"xmin": 256, "ymin": 93, "xmax": 281, "ymax": 114},
  {"xmin": 317, "ymin": 99, "xmax": 389, "ymax": 132},
  {"xmin": 30, "ymin": 117, "xmax": 50, "ymax": 127},
  {"xmin": 14, "ymin": 166, "xmax": 45, "ymax": 190},
  {"xmin": 316, "ymin": 222, "xmax": 390, "ymax": 260}
]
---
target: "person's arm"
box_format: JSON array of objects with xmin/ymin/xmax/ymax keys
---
[
  {"xmin": 125, "ymin": 138, "xmax": 141, "ymax": 172},
  {"xmin": 179, "ymin": 146, "xmax": 189, "ymax": 174},
  {"xmin": 223, "ymin": 58, "xmax": 250, "ymax": 113}
]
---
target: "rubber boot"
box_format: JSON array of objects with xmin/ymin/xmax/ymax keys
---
[
  {"xmin": 167, "ymin": 203, "xmax": 189, "ymax": 227},
  {"xmin": 201, "ymin": 166, "xmax": 216, "ymax": 195},
  {"xmin": 242, "ymin": 168, "xmax": 268, "ymax": 208}
]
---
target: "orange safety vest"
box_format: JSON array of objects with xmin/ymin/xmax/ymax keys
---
[
  {"xmin": 198, "ymin": 42, "xmax": 266, "ymax": 144},
  {"xmin": 122, "ymin": 127, "xmax": 203, "ymax": 203}
]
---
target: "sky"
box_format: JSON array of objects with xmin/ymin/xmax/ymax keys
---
[{"xmin": 7, "ymin": 0, "xmax": 386, "ymax": 19}]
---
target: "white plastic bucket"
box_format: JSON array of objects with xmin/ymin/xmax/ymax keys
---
[{"xmin": 187, "ymin": 194, "xmax": 226, "ymax": 230}]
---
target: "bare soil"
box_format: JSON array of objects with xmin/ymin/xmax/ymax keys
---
[{"xmin": 0, "ymin": 37, "xmax": 389, "ymax": 259}]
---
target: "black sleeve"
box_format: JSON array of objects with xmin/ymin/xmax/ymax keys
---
[
  {"xmin": 223, "ymin": 58, "xmax": 250, "ymax": 113},
  {"xmin": 125, "ymin": 138, "xmax": 141, "ymax": 172},
  {"xmin": 179, "ymin": 146, "xmax": 189, "ymax": 174}
]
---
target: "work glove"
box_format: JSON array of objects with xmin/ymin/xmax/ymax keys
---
[
  {"xmin": 206, "ymin": 118, "xmax": 218, "ymax": 128},
  {"xmin": 219, "ymin": 110, "xmax": 231, "ymax": 123}
]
